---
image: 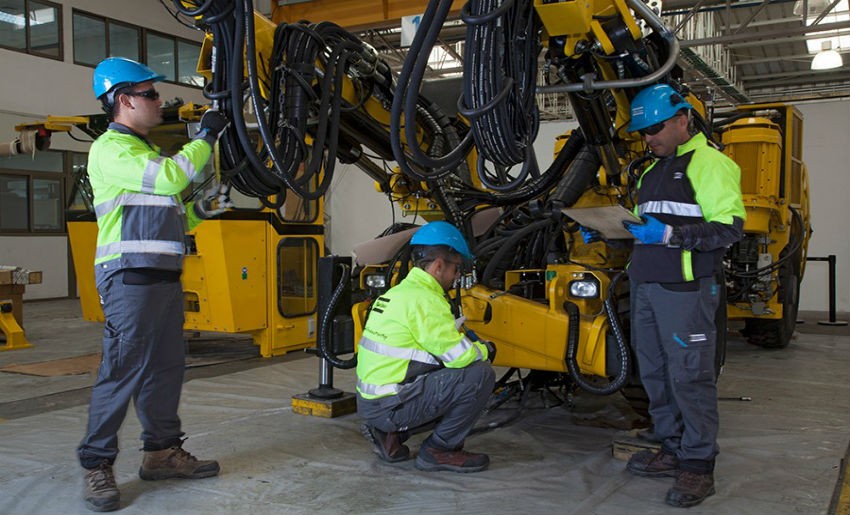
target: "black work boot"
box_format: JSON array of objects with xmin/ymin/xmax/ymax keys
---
[
  {"xmin": 83, "ymin": 462, "xmax": 120, "ymax": 512},
  {"xmin": 626, "ymin": 449, "xmax": 679, "ymax": 478},
  {"xmin": 139, "ymin": 444, "xmax": 220, "ymax": 480},
  {"xmin": 360, "ymin": 424, "xmax": 410, "ymax": 463},
  {"xmin": 666, "ymin": 471, "xmax": 716, "ymax": 507},
  {"xmin": 414, "ymin": 443, "xmax": 489, "ymax": 473}
]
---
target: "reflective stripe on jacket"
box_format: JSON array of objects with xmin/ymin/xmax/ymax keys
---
[
  {"xmin": 355, "ymin": 267, "xmax": 489, "ymax": 400},
  {"xmin": 629, "ymin": 132, "xmax": 746, "ymax": 283},
  {"xmin": 88, "ymin": 123, "xmax": 211, "ymax": 284}
]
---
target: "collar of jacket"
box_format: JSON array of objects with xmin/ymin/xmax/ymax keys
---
[
  {"xmin": 406, "ymin": 266, "xmax": 445, "ymax": 296},
  {"xmin": 675, "ymin": 131, "xmax": 707, "ymax": 157}
]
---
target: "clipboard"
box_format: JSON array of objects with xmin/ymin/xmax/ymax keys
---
[{"xmin": 561, "ymin": 205, "xmax": 641, "ymax": 240}]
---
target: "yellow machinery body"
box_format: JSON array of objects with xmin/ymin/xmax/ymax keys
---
[
  {"xmin": 68, "ymin": 217, "xmax": 322, "ymax": 357},
  {"xmin": 68, "ymin": 216, "xmax": 322, "ymax": 357},
  {"xmin": 721, "ymin": 104, "xmax": 810, "ymax": 341}
]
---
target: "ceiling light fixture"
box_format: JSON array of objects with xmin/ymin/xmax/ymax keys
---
[{"xmin": 812, "ymin": 40, "xmax": 843, "ymax": 70}]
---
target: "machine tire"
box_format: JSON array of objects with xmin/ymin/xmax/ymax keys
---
[{"xmin": 744, "ymin": 258, "xmax": 801, "ymax": 349}]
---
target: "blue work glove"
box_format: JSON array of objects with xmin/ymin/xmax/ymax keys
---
[
  {"xmin": 579, "ymin": 226, "xmax": 602, "ymax": 244},
  {"xmin": 622, "ymin": 214, "xmax": 673, "ymax": 244}
]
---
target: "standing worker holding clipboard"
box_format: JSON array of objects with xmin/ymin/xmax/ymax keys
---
[{"xmin": 619, "ymin": 84, "xmax": 745, "ymax": 508}]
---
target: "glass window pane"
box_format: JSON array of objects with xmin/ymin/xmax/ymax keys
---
[
  {"xmin": 29, "ymin": 1, "xmax": 60, "ymax": 58},
  {"xmin": 73, "ymin": 12, "xmax": 105, "ymax": 65},
  {"xmin": 278, "ymin": 238, "xmax": 318, "ymax": 317},
  {"xmin": 177, "ymin": 40, "xmax": 203, "ymax": 87},
  {"xmin": 146, "ymin": 33, "xmax": 174, "ymax": 81},
  {"xmin": 0, "ymin": 0, "xmax": 26, "ymax": 50},
  {"xmin": 0, "ymin": 175, "xmax": 29, "ymax": 231},
  {"xmin": 32, "ymin": 178, "xmax": 61, "ymax": 230},
  {"xmin": 109, "ymin": 23, "xmax": 139, "ymax": 61},
  {"xmin": 0, "ymin": 150, "xmax": 63, "ymax": 172}
]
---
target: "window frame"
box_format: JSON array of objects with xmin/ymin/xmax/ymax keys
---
[
  {"xmin": 0, "ymin": 168, "xmax": 66, "ymax": 235},
  {"xmin": 0, "ymin": 0, "xmax": 63, "ymax": 61},
  {"xmin": 71, "ymin": 9, "xmax": 203, "ymax": 90}
]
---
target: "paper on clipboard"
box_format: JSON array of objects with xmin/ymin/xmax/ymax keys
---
[{"xmin": 561, "ymin": 205, "xmax": 641, "ymax": 240}]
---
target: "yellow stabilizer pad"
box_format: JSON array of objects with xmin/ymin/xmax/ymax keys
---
[{"xmin": 291, "ymin": 392, "xmax": 356, "ymax": 418}]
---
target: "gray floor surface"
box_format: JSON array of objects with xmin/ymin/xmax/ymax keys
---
[{"xmin": 0, "ymin": 299, "xmax": 847, "ymax": 515}]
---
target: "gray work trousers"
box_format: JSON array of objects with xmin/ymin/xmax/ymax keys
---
[
  {"xmin": 630, "ymin": 277, "xmax": 720, "ymax": 474},
  {"xmin": 357, "ymin": 361, "xmax": 495, "ymax": 451},
  {"xmin": 78, "ymin": 272, "xmax": 185, "ymax": 468}
]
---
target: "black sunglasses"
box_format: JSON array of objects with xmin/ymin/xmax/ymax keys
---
[
  {"xmin": 123, "ymin": 89, "xmax": 160, "ymax": 101},
  {"xmin": 639, "ymin": 120, "xmax": 666, "ymax": 136}
]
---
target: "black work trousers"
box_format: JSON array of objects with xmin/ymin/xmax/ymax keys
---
[{"xmin": 630, "ymin": 277, "xmax": 720, "ymax": 474}]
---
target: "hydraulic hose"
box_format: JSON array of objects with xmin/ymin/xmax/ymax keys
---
[
  {"xmin": 317, "ymin": 262, "xmax": 357, "ymax": 369},
  {"xmin": 564, "ymin": 270, "xmax": 630, "ymax": 395}
]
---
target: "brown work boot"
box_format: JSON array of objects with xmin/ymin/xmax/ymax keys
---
[
  {"xmin": 360, "ymin": 424, "xmax": 410, "ymax": 463},
  {"xmin": 415, "ymin": 444, "xmax": 489, "ymax": 473},
  {"xmin": 83, "ymin": 462, "xmax": 120, "ymax": 512},
  {"xmin": 138, "ymin": 444, "xmax": 220, "ymax": 480},
  {"xmin": 666, "ymin": 471, "xmax": 716, "ymax": 508},
  {"xmin": 626, "ymin": 449, "xmax": 679, "ymax": 478}
]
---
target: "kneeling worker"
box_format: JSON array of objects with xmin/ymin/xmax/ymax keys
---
[{"xmin": 356, "ymin": 221, "xmax": 496, "ymax": 472}]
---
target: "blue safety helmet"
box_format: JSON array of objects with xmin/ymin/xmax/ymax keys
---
[
  {"xmin": 92, "ymin": 57, "xmax": 165, "ymax": 100},
  {"xmin": 410, "ymin": 221, "xmax": 474, "ymax": 260},
  {"xmin": 628, "ymin": 84, "xmax": 693, "ymax": 132}
]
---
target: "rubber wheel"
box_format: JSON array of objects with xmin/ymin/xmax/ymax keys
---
[{"xmin": 744, "ymin": 260, "xmax": 800, "ymax": 349}]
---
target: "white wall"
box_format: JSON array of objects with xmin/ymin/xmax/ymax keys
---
[
  {"xmin": 794, "ymin": 100, "xmax": 850, "ymax": 312},
  {"xmin": 0, "ymin": 0, "xmax": 207, "ymax": 300}
]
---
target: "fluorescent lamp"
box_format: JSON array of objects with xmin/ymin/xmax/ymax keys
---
[{"xmin": 812, "ymin": 41, "xmax": 844, "ymax": 70}]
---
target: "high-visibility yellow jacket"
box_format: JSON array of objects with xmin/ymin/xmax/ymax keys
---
[
  {"xmin": 630, "ymin": 132, "xmax": 746, "ymax": 283},
  {"xmin": 356, "ymin": 267, "xmax": 490, "ymax": 400},
  {"xmin": 88, "ymin": 123, "xmax": 211, "ymax": 285}
]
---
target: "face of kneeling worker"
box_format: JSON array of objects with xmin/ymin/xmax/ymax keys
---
[{"xmin": 430, "ymin": 256, "xmax": 462, "ymax": 292}]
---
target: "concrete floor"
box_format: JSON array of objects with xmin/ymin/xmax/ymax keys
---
[{"xmin": 0, "ymin": 298, "xmax": 848, "ymax": 515}]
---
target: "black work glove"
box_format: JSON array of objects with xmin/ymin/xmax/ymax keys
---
[{"xmin": 196, "ymin": 109, "xmax": 230, "ymax": 146}]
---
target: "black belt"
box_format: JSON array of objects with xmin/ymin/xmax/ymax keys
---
[{"xmin": 121, "ymin": 268, "xmax": 181, "ymax": 285}]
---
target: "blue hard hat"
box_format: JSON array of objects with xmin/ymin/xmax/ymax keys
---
[
  {"xmin": 92, "ymin": 57, "xmax": 165, "ymax": 100},
  {"xmin": 410, "ymin": 221, "xmax": 474, "ymax": 260},
  {"xmin": 628, "ymin": 84, "xmax": 693, "ymax": 132}
]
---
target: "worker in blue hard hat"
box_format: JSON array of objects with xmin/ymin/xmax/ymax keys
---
[
  {"xmin": 77, "ymin": 57, "xmax": 231, "ymax": 512},
  {"xmin": 356, "ymin": 221, "xmax": 496, "ymax": 473},
  {"xmin": 621, "ymin": 83, "xmax": 746, "ymax": 508}
]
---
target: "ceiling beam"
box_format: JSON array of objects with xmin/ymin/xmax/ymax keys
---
[
  {"xmin": 681, "ymin": 20, "xmax": 850, "ymax": 47},
  {"xmin": 743, "ymin": 68, "xmax": 850, "ymax": 81},
  {"xmin": 734, "ymin": 48, "xmax": 850, "ymax": 65},
  {"xmin": 272, "ymin": 0, "xmax": 465, "ymax": 29}
]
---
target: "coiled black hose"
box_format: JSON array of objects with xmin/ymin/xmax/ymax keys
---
[
  {"xmin": 564, "ymin": 270, "xmax": 630, "ymax": 395},
  {"xmin": 317, "ymin": 262, "xmax": 357, "ymax": 369}
]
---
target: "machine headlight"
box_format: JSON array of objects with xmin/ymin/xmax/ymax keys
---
[
  {"xmin": 569, "ymin": 278, "xmax": 600, "ymax": 298},
  {"xmin": 365, "ymin": 274, "xmax": 387, "ymax": 289}
]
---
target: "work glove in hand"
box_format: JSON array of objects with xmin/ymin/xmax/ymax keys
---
[
  {"xmin": 483, "ymin": 340, "xmax": 497, "ymax": 363},
  {"xmin": 622, "ymin": 214, "xmax": 673, "ymax": 244},
  {"xmin": 196, "ymin": 109, "xmax": 230, "ymax": 145},
  {"xmin": 194, "ymin": 184, "xmax": 233, "ymax": 219},
  {"xmin": 579, "ymin": 226, "xmax": 602, "ymax": 244}
]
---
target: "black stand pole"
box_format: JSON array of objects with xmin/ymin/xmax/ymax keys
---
[{"xmin": 811, "ymin": 255, "xmax": 848, "ymax": 326}]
